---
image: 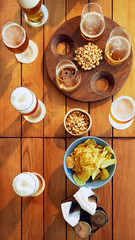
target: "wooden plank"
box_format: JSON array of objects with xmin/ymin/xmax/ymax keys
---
[
  {"xmin": 66, "ymin": 0, "xmax": 88, "ymax": 134},
  {"xmin": 113, "ymin": 0, "xmax": 135, "ymax": 137},
  {"xmin": 93, "ymin": 138, "xmax": 112, "ymax": 240},
  {"xmin": 21, "ymin": 138, "xmax": 44, "ymax": 240},
  {"xmin": 0, "ymin": 0, "xmax": 21, "ymax": 137},
  {"xmin": 44, "ymin": 138, "xmax": 66, "ymax": 240},
  {"xmin": 21, "ymin": 12, "xmax": 44, "ymax": 137},
  {"xmin": 67, "ymin": 137, "xmax": 112, "ymax": 240},
  {"xmin": 44, "ymin": 0, "xmax": 66, "ymax": 137},
  {"xmin": 113, "ymin": 138, "xmax": 135, "ymax": 240},
  {"xmin": 0, "ymin": 138, "xmax": 21, "ymax": 240},
  {"xmin": 90, "ymin": 0, "xmax": 112, "ymax": 138}
]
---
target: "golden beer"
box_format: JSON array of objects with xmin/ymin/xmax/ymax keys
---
[
  {"xmin": 80, "ymin": 3, "xmax": 105, "ymax": 41},
  {"xmin": 105, "ymin": 27, "xmax": 131, "ymax": 65},
  {"xmin": 80, "ymin": 12, "xmax": 105, "ymax": 41},
  {"xmin": 18, "ymin": 0, "xmax": 44, "ymax": 25},
  {"xmin": 105, "ymin": 37, "xmax": 131, "ymax": 65},
  {"xmin": 10, "ymin": 87, "xmax": 46, "ymax": 123},
  {"xmin": 2, "ymin": 22, "xmax": 29, "ymax": 54}
]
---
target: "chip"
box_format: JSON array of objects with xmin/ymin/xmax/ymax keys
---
[
  {"xmin": 73, "ymin": 173, "xmax": 86, "ymax": 186},
  {"xmin": 66, "ymin": 139, "xmax": 117, "ymax": 186},
  {"xmin": 100, "ymin": 168, "xmax": 109, "ymax": 180}
]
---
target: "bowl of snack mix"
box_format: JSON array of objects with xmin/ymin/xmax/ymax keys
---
[
  {"xmin": 63, "ymin": 136, "xmax": 117, "ymax": 189},
  {"xmin": 64, "ymin": 108, "xmax": 92, "ymax": 136}
]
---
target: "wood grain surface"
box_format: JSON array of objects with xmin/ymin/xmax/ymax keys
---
[{"xmin": 0, "ymin": 0, "xmax": 135, "ymax": 240}]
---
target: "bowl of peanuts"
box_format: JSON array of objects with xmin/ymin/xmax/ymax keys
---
[{"xmin": 64, "ymin": 108, "xmax": 92, "ymax": 136}]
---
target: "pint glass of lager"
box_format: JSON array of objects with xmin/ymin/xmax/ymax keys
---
[
  {"xmin": 105, "ymin": 27, "xmax": 131, "ymax": 65},
  {"xmin": 10, "ymin": 87, "xmax": 46, "ymax": 123},
  {"xmin": 2, "ymin": 21, "xmax": 38, "ymax": 63},
  {"xmin": 12, "ymin": 172, "xmax": 45, "ymax": 197},
  {"xmin": 17, "ymin": 0, "xmax": 48, "ymax": 27},
  {"xmin": 109, "ymin": 96, "xmax": 135, "ymax": 130},
  {"xmin": 80, "ymin": 3, "xmax": 105, "ymax": 41}
]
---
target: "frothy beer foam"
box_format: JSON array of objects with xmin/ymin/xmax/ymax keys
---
[
  {"xmin": 2, "ymin": 22, "xmax": 25, "ymax": 48},
  {"xmin": 10, "ymin": 87, "xmax": 36, "ymax": 114},
  {"xmin": 12, "ymin": 173, "xmax": 39, "ymax": 197},
  {"xmin": 18, "ymin": 0, "xmax": 40, "ymax": 9},
  {"xmin": 113, "ymin": 97, "xmax": 135, "ymax": 120},
  {"xmin": 80, "ymin": 12, "xmax": 105, "ymax": 38}
]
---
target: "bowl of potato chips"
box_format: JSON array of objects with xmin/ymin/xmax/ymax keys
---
[{"xmin": 64, "ymin": 137, "xmax": 116, "ymax": 189}]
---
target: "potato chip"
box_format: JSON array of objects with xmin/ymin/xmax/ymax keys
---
[
  {"xmin": 101, "ymin": 159, "xmax": 117, "ymax": 169},
  {"xmin": 66, "ymin": 156, "xmax": 74, "ymax": 169},
  {"xmin": 92, "ymin": 169, "xmax": 101, "ymax": 181},
  {"xmin": 77, "ymin": 166, "xmax": 94, "ymax": 181},
  {"xmin": 73, "ymin": 173, "xmax": 86, "ymax": 186},
  {"xmin": 100, "ymin": 168, "xmax": 109, "ymax": 180}
]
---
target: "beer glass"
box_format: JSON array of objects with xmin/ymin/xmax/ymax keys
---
[
  {"xmin": 10, "ymin": 87, "xmax": 46, "ymax": 123},
  {"xmin": 56, "ymin": 60, "xmax": 81, "ymax": 92},
  {"xmin": 105, "ymin": 27, "xmax": 131, "ymax": 65},
  {"xmin": 12, "ymin": 172, "xmax": 45, "ymax": 197},
  {"xmin": 109, "ymin": 96, "xmax": 135, "ymax": 130},
  {"xmin": 80, "ymin": 3, "xmax": 105, "ymax": 41},
  {"xmin": 2, "ymin": 21, "xmax": 38, "ymax": 63},
  {"xmin": 17, "ymin": 0, "xmax": 48, "ymax": 27}
]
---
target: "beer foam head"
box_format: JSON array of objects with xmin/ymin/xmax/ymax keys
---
[
  {"xmin": 112, "ymin": 96, "xmax": 135, "ymax": 120},
  {"xmin": 12, "ymin": 173, "xmax": 36, "ymax": 196},
  {"xmin": 10, "ymin": 87, "xmax": 33, "ymax": 111},
  {"xmin": 2, "ymin": 22, "xmax": 25, "ymax": 48},
  {"xmin": 18, "ymin": 0, "xmax": 40, "ymax": 9},
  {"xmin": 80, "ymin": 12, "xmax": 105, "ymax": 38}
]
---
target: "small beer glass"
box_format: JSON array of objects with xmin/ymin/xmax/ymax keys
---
[
  {"xmin": 56, "ymin": 60, "xmax": 81, "ymax": 92},
  {"xmin": 10, "ymin": 87, "xmax": 46, "ymax": 123},
  {"xmin": 12, "ymin": 172, "xmax": 45, "ymax": 197},
  {"xmin": 109, "ymin": 96, "xmax": 135, "ymax": 130},
  {"xmin": 2, "ymin": 21, "xmax": 38, "ymax": 63},
  {"xmin": 17, "ymin": 0, "xmax": 48, "ymax": 27},
  {"xmin": 105, "ymin": 27, "xmax": 131, "ymax": 65},
  {"xmin": 80, "ymin": 3, "xmax": 105, "ymax": 41}
]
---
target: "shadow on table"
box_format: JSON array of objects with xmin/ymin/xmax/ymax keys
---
[
  {"xmin": 41, "ymin": 211, "xmax": 66, "ymax": 240},
  {"xmin": 0, "ymin": 117, "xmax": 32, "ymax": 169},
  {"xmin": 46, "ymin": 165, "xmax": 66, "ymax": 209},
  {"xmin": 0, "ymin": 50, "xmax": 17, "ymax": 98},
  {"xmin": 0, "ymin": 195, "xmax": 33, "ymax": 240}
]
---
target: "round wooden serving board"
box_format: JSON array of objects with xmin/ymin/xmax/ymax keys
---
[{"xmin": 46, "ymin": 16, "xmax": 133, "ymax": 102}]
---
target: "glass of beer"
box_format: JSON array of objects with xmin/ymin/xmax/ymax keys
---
[
  {"xmin": 17, "ymin": 0, "xmax": 48, "ymax": 27},
  {"xmin": 56, "ymin": 60, "xmax": 81, "ymax": 92},
  {"xmin": 2, "ymin": 21, "xmax": 38, "ymax": 63},
  {"xmin": 109, "ymin": 96, "xmax": 135, "ymax": 130},
  {"xmin": 105, "ymin": 27, "xmax": 131, "ymax": 65},
  {"xmin": 10, "ymin": 87, "xmax": 46, "ymax": 123},
  {"xmin": 80, "ymin": 3, "xmax": 105, "ymax": 41},
  {"xmin": 12, "ymin": 172, "xmax": 45, "ymax": 197}
]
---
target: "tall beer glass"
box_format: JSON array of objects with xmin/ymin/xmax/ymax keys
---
[
  {"xmin": 80, "ymin": 3, "xmax": 105, "ymax": 41},
  {"xmin": 105, "ymin": 27, "xmax": 131, "ymax": 65},
  {"xmin": 10, "ymin": 87, "xmax": 46, "ymax": 123},
  {"xmin": 12, "ymin": 172, "xmax": 45, "ymax": 197},
  {"xmin": 109, "ymin": 96, "xmax": 135, "ymax": 130},
  {"xmin": 2, "ymin": 21, "xmax": 38, "ymax": 63},
  {"xmin": 17, "ymin": 0, "xmax": 48, "ymax": 27}
]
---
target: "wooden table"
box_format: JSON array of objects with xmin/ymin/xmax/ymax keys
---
[{"xmin": 0, "ymin": 0, "xmax": 135, "ymax": 240}]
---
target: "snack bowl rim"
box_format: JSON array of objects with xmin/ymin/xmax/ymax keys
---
[
  {"xmin": 63, "ymin": 136, "xmax": 116, "ymax": 189},
  {"xmin": 64, "ymin": 108, "xmax": 92, "ymax": 136}
]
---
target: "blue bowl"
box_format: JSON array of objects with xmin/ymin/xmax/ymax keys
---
[{"xmin": 63, "ymin": 136, "xmax": 116, "ymax": 189}]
